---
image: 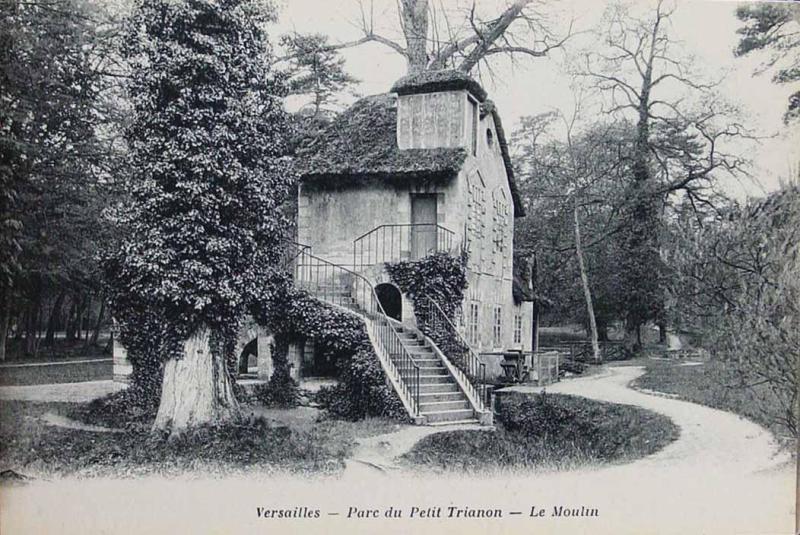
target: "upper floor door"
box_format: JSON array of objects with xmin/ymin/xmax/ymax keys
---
[{"xmin": 411, "ymin": 194, "xmax": 437, "ymax": 260}]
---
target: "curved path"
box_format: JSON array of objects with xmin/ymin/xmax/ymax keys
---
[
  {"xmin": 341, "ymin": 365, "xmax": 795, "ymax": 533},
  {"xmin": 1, "ymin": 366, "xmax": 795, "ymax": 535},
  {"xmin": 507, "ymin": 365, "xmax": 791, "ymax": 477}
]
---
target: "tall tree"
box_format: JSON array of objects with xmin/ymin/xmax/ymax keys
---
[
  {"xmin": 275, "ymin": 0, "xmax": 572, "ymax": 75},
  {"xmin": 108, "ymin": 0, "xmax": 295, "ymax": 434},
  {"xmin": 580, "ymin": 0, "xmax": 751, "ymax": 350},
  {"xmin": 513, "ymin": 111, "xmax": 632, "ymax": 353},
  {"xmin": 279, "ymin": 32, "xmax": 358, "ymax": 151},
  {"xmin": 281, "ymin": 32, "xmax": 358, "ymax": 119},
  {"xmin": 735, "ymin": 2, "xmax": 800, "ymax": 123}
]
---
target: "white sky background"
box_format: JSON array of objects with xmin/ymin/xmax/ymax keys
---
[{"xmin": 273, "ymin": 0, "xmax": 800, "ymax": 200}]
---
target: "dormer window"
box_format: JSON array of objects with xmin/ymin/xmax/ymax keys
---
[{"xmin": 468, "ymin": 94, "xmax": 478, "ymax": 156}]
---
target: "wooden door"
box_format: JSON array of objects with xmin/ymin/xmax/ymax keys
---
[{"xmin": 411, "ymin": 194, "xmax": 437, "ymax": 260}]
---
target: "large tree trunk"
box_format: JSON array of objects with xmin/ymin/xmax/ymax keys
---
[
  {"xmin": 657, "ymin": 321, "xmax": 667, "ymax": 345},
  {"xmin": 24, "ymin": 297, "xmax": 41, "ymax": 356},
  {"xmin": 153, "ymin": 326, "xmax": 239, "ymax": 435},
  {"xmin": 400, "ymin": 0, "xmax": 429, "ymax": 73},
  {"xmin": 574, "ymin": 204, "xmax": 600, "ymax": 362}
]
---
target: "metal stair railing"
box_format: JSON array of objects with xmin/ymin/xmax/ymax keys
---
[
  {"xmin": 353, "ymin": 223, "xmax": 457, "ymax": 271},
  {"xmin": 419, "ymin": 296, "xmax": 487, "ymax": 410},
  {"xmin": 288, "ymin": 244, "xmax": 421, "ymax": 418}
]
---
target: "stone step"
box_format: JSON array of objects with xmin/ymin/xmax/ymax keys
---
[
  {"xmin": 426, "ymin": 419, "xmax": 480, "ymax": 427},
  {"xmin": 418, "ymin": 392, "xmax": 465, "ymax": 403},
  {"xmin": 418, "ymin": 374, "xmax": 452, "ymax": 384},
  {"xmin": 418, "ymin": 382, "xmax": 459, "ymax": 393},
  {"xmin": 417, "ymin": 366, "xmax": 447, "ymax": 374},
  {"xmin": 419, "ymin": 400, "xmax": 470, "ymax": 412},
  {"xmin": 422, "ymin": 409, "xmax": 475, "ymax": 424},
  {"xmin": 413, "ymin": 358, "xmax": 443, "ymax": 366}
]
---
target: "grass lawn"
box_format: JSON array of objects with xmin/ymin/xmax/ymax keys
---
[
  {"xmin": 0, "ymin": 395, "xmax": 401, "ymax": 479},
  {"xmin": 632, "ymin": 358, "xmax": 793, "ymax": 442},
  {"xmin": 0, "ymin": 359, "xmax": 112, "ymax": 386},
  {"xmin": 0, "ymin": 338, "xmax": 113, "ymax": 386},
  {"xmin": 401, "ymin": 391, "xmax": 679, "ymax": 474}
]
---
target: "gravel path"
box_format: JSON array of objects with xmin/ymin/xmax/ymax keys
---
[{"xmin": 506, "ymin": 365, "xmax": 791, "ymax": 477}]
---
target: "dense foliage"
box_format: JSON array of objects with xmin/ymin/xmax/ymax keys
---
[
  {"xmin": 0, "ymin": 0, "xmax": 114, "ymax": 359},
  {"xmin": 105, "ymin": 0, "xmax": 295, "ymax": 411},
  {"xmin": 667, "ymin": 187, "xmax": 800, "ymax": 436},
  {"xmin": 386, "ymin": 252, "xmax": 473, "ymax": 373},
  {"xmin": 386, "ymin": 252, "xmax": 468, "ymax": 320},
  {"xmin": 254, "ymin": 278, "xmax": 406, "ymax": 420}
]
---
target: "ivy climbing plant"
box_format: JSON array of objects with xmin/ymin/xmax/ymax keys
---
[
  {"xmin": 252, "ymin": 275, "xmax": 407, "ymax": 420},
  {"xmin": 385, "ymin": 252, "xmax": 475, "ymax": 376}
]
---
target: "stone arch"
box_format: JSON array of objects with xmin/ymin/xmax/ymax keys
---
[
  {"xmin": 375, "ymin": 282, "xmax": 402, "ymax": 321},
  {"xmin": 234, "ymin": 316, "xmax": 265, "ymax": 375}
]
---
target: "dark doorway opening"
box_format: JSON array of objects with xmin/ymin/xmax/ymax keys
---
[
  {"xmin": 375, "ymin": 283, "xmax": 402, "ymax": 321},
  {"xmin": 238, "ymin": 338, "xmax": 257, "ymax": 375}
]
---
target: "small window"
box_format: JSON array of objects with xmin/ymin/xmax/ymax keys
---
[
  {"xmin": 493, "ymin": 305, "xmax": 503, "ymax": 348},
  {"xmin": 513, "ymin": 314, "xmax": 522, "ymax": 345},
  {"xmin": 486, "ymin": 128, "xmax": 494, "ymax": 148}
]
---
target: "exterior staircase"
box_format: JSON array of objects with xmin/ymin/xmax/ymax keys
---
[
  {"xmin": 283, "ymin": 242, "xmax": 491, "ymax": 426},
  {"xmin": 395, "ymin": 325, "xmax": 478, "ymax": 425}
]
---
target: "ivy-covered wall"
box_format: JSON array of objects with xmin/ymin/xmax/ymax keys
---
[
  {"xmin": 385, "ymin": 252, "xmax": 475, "ymax": 376},
  {"xmin": 253, "ymin": 276, "xmax": 407, "ymax": 420}
]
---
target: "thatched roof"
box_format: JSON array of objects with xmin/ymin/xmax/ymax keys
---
[
  {"xmin": 295, "ymin": 94, "xmax": 467, "ymax": 183},
  {"xmin": 296, "ymin": 84, "xmax": 525, "ymax": 218},
  {"xmin": 391, "ymin": 69, "xmax": 488, "ymax": 102}
]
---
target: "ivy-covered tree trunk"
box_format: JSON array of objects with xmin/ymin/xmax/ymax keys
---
[{"xmin": 154, "ymin": 327, "xmax": 238, "ymax": 434}]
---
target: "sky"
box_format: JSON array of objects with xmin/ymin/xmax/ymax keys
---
[{"xmin": 272, "ymin": 0, "xmax": 800, "ymax": 200}]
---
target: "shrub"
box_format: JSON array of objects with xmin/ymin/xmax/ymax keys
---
[
  {"xmin": 67, "ymin": 389, "xmax": 157, "ymax": 429},
  {"xmin": 316, "ymin": 349, "xmax": 407, "ymax": 421}
]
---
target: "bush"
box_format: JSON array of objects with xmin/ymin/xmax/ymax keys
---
[
  {"xmin": 316, "ymin": 349, "xmax": 407, "ymax": 421},
  {"xmin": 67, "ymin": 389, "xmax": 157, "ymax": 429}
]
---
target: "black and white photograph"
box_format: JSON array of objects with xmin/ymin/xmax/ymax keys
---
[{"xmin": 0, "ymin": 0, "xmax": 798, "ymax": 533}]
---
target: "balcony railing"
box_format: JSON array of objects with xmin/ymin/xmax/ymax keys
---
[{"xmin": 353, "ymin": 224, "xmax": 457, "ymax": 272}]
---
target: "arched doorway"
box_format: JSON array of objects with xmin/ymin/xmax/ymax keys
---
[
  {"xmin": 237, "ymin": 338, "xmax": 257, "ymax": 375},
  {"xmin": 375, "ymin": 283, "xmax": 402, "ymax": 321}
]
